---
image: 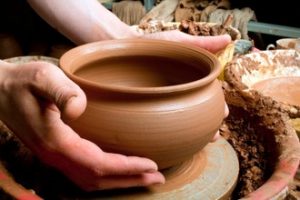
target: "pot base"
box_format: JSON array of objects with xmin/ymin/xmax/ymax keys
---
[{"xmin": 62, "ymin": 137, "xmax": 239, "ymax": 200}]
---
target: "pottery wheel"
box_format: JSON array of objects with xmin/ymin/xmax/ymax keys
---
[{"xmin": 61, "ymin": 138, "xmax": 239, "ymax": 200}]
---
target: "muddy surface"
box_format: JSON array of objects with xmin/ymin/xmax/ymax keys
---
[
  {"xmin": 223, "ymin": 50, "xmax": 300, "ymax": 199},
  {"xmin": 220, "ymin": 107, "xmax": 269, "ymax": 199}
]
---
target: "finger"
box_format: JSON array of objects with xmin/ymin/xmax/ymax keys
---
[
  {"xmin": 94, "ymin": 172, "xmax": 165, "ymax": 190},
  {"xmin": 48, "ymin": 123, "xmax": 163, "ymax": 176},
  {"xmin": 24, "ymin": 61, "xmax": 87, "ymax": 121},
  {"xmin": 101, "ymin": 153, "xmax": 159, "ymax": 175},
  {"xmin": 41, "ymin": 128, "xmax": 165, "ymax": 190},
  {"xmin": 144, "ymin": 30, "xmax": 232, "ymax": 53},
  {"xmin": 186, "ymin": 34, "xmax": 232, "ymax": 53},
  {"xmin": 51, "ymin": 133, "xmax": 161, "ymax": 176}
]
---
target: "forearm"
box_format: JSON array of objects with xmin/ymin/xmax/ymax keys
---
[{"xmin": 27, "ymin": 0, "xmax": 140, "ymax": 44}]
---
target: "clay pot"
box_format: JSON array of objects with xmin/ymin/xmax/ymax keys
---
[{"xmin": 60, "ymin": 39, "xmax": 225, "ymax": 169}]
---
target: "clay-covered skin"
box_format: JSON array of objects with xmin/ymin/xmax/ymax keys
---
[{"xmin": 60, "ymin": 39, "xmax": 225, "ymax": 169}]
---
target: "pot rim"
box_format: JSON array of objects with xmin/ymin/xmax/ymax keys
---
[{"xmin": 59, "ymin": 39, "xmax": 221, "ymax": 94}]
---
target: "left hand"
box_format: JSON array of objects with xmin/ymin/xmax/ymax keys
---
[{"xmin": 0, "ymin": 61, "xmax": 165, "ymax": 191}]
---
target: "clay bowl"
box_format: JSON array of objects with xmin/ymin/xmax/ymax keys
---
[
  {"xmin": 224, "ymin": 49, "xmax": 300, "ymax": 199},
  {"xmin": 59, "ymin": 39, "xmax": 225, "ymax": 170}
]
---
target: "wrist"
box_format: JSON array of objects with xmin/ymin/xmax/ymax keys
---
[
  {"xmin": 92, "ymin": 18, "xmax": 142, "ymax": 41},
  {"xmin": 87, "ymin": 4, "xmax": 143, "ymax": 42},
  {"xmin": 71, "ymin": 17, "xmax": 142, "ymax": 43}
]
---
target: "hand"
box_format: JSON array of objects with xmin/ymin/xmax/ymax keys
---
[
  {"xmin": 143, "ymin": 30, "xmax": 231, "ymax": 144},
  {"xmin": 141, "ymin": 30, "xmax": 232, "ymax": 53},
  {"xmin": 0, "ymin": 60, "xmax": 165, "ymax": 191}
]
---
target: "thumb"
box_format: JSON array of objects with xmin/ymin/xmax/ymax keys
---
[
  {"xmin": 60, "ymin": 89, "xmax": 87, "ymax": 121},
  {"xmin": 26, "ymin": 61, "xmax": 87, "ymax": 121}
]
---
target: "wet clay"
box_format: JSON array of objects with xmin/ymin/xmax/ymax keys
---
[
  {"xmin": 75, "ymin": 55, "xmax": 208, "ymax": 88},
  {"xmin": 137, "ymin": 20, "xmax": 241, "ymax": 41},
  {"xmin": 224, "ymin": 50, "xmax": 300, "ymax": 199},
  {"xmin": 60, "ymin": 39, "xmax": 225, "ymax": 169}
]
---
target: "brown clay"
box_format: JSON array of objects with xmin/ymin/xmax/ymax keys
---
[
  {"xmin": 136, "ymin": 21, "xmax": 241, "ymax": 41},
  {"xmin": 60, "ymin": 39, "xmax": 225, "ymax": 169},
  {"xmin": 224, "ymin": 50, "xmax": 300, "ymax": 199}
]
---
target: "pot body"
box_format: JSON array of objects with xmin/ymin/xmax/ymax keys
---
[
  {"xmin": 60, "ymin": 39, "xmax": 225, "ymax": 169},
  {"xmin": 70, "ymin": 79, "xmax": 225, "ymax": 169}
]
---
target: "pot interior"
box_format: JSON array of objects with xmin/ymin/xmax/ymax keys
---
[{"xmin": 74, "ymin": 55, "xmax": 210, "ymax": 88}]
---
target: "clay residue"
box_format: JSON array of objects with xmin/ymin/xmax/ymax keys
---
[
  {"xmin": 220, "ymin": 115, "xmax": 267, "ymax": 198},
  {"xmin": 225, "ymin": 50, "xmax": 300, "ymax": 89},
  {"xmin": 223, "ymin": 82, "xmax": 300, "ymax": 157},
  {"xmin": 224, "ymin": 50, "xmax": 300, "ymax": 116},
  {"xmin": 137, "ymin": 20, "xmax": 240, "ymax": 41},
  {"xmin": 223, "ymin": 50, "xmax": 300, "ymax": 198},
  {"xmin": 178, "ymin": 20, "xmax": 240, "ymax": 40},
  {"xmin": 221, "ymin": 82, "xmax": 300, "ymax": 198}
]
